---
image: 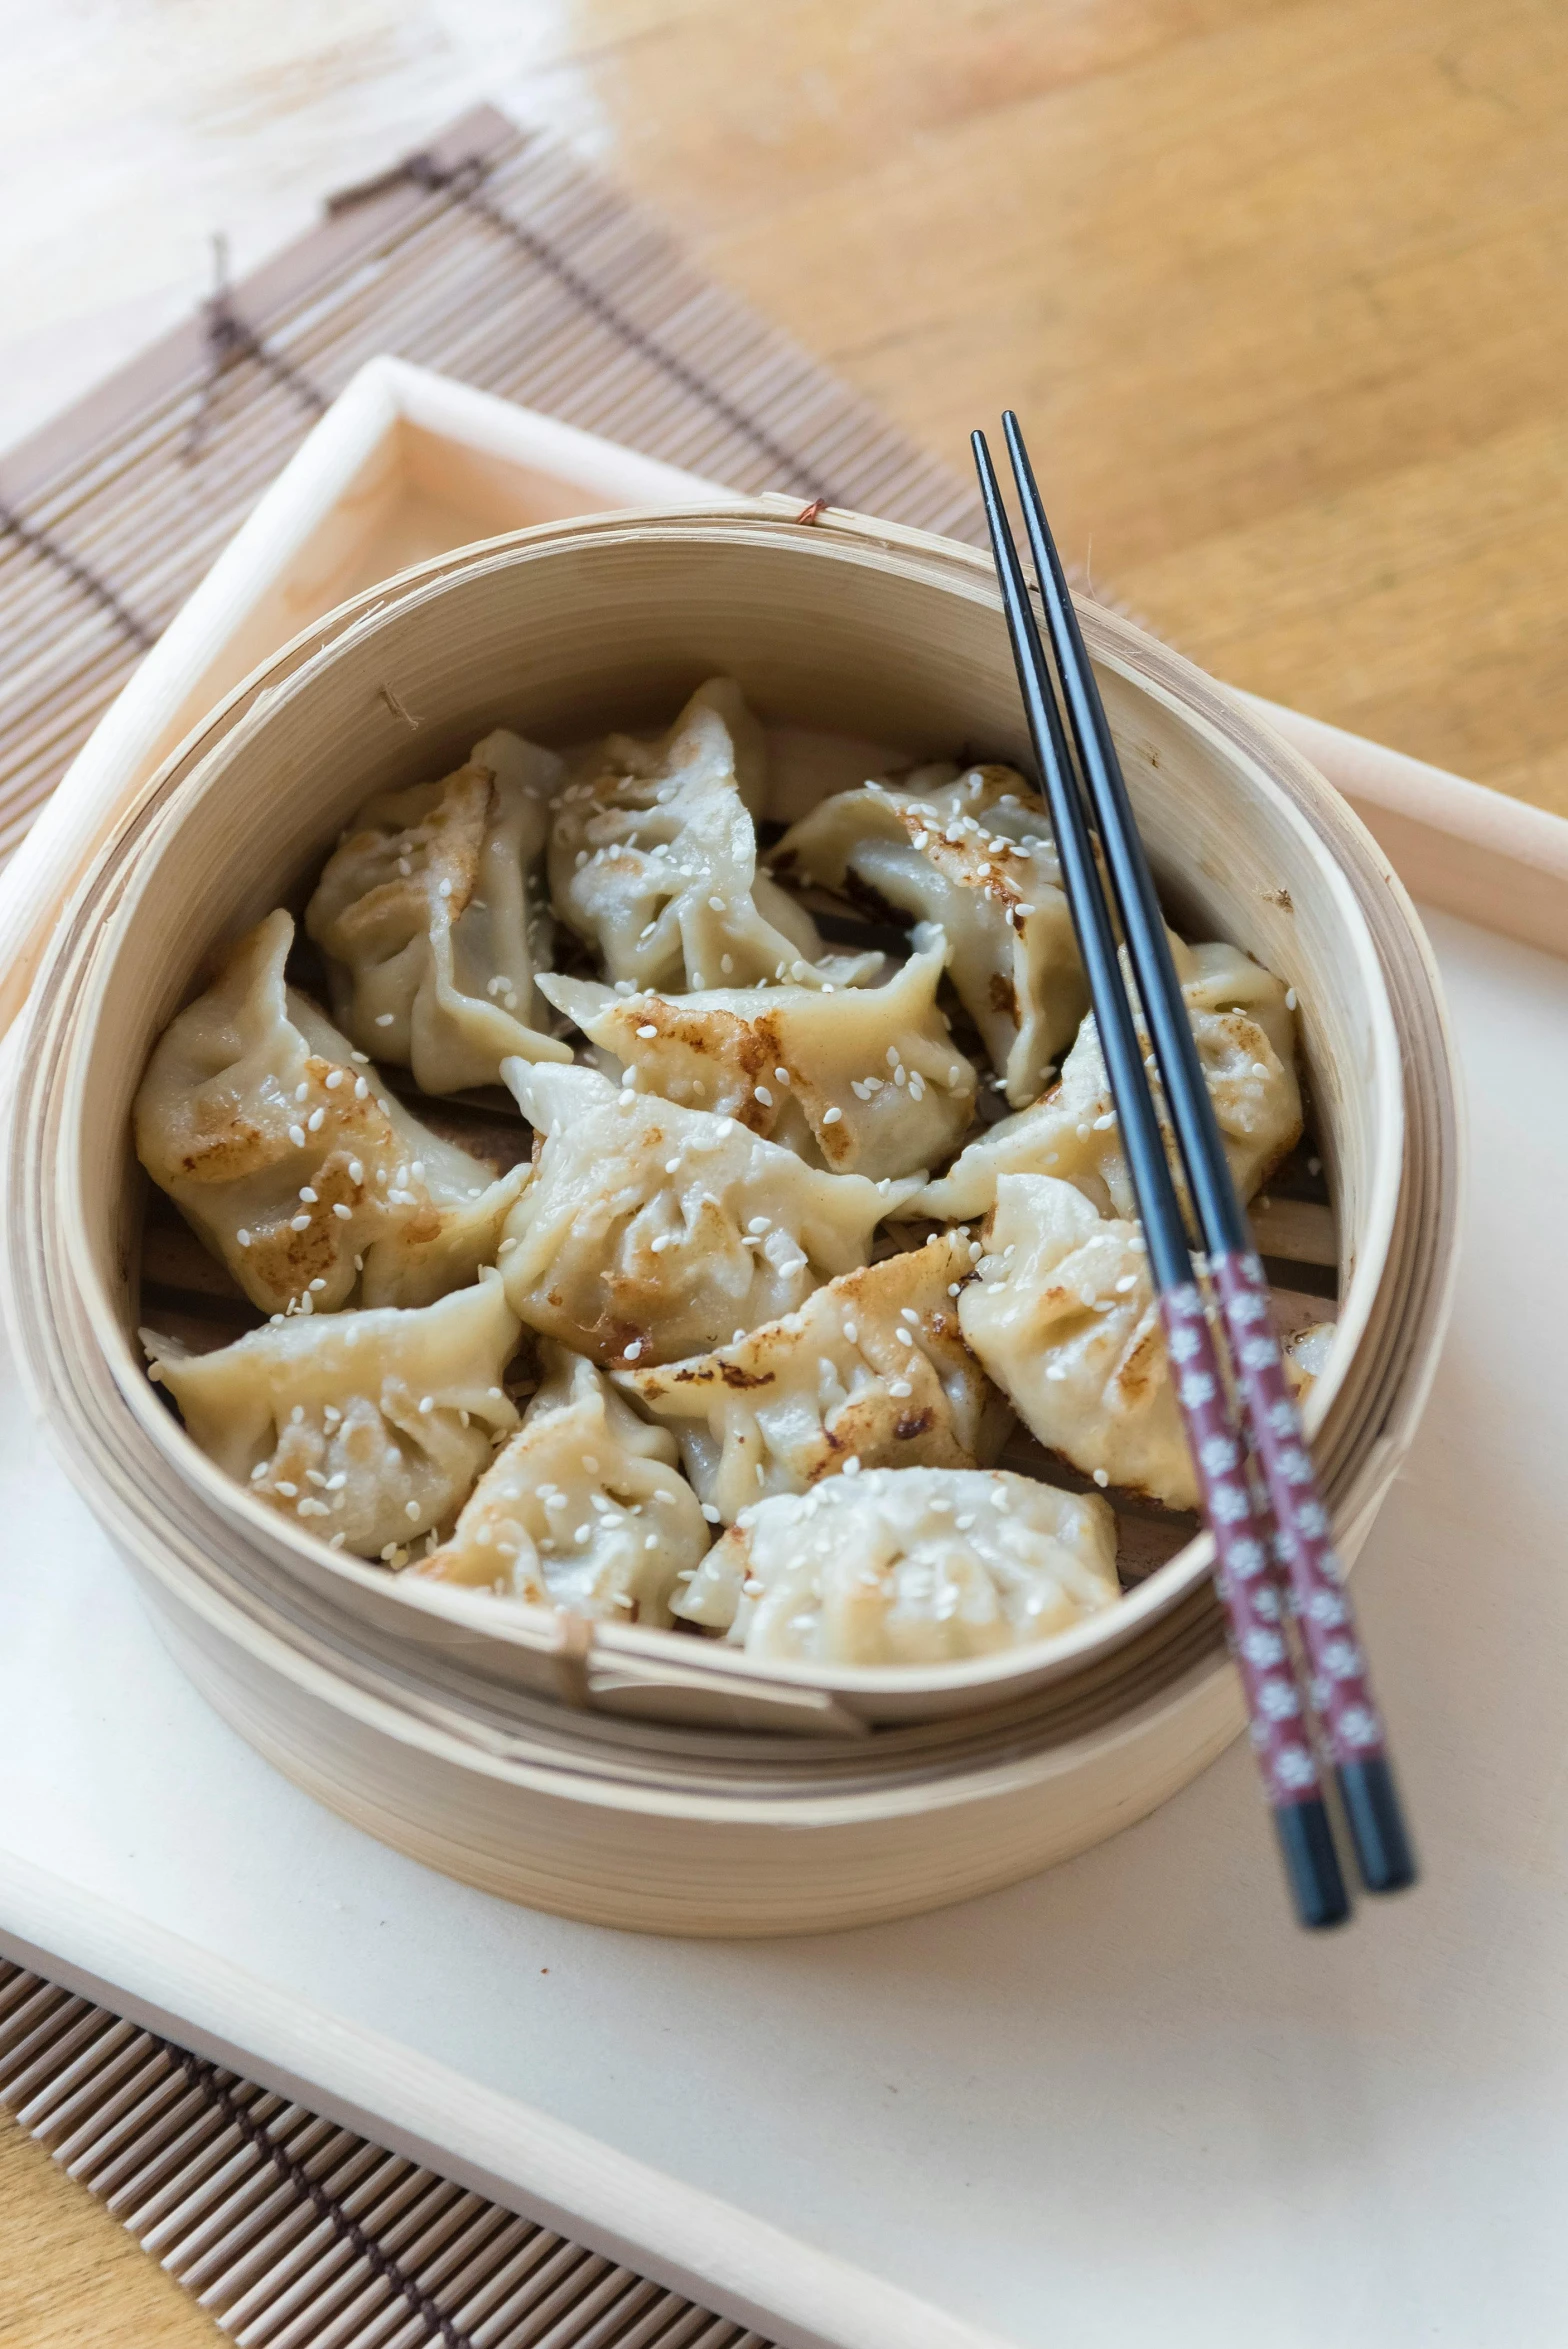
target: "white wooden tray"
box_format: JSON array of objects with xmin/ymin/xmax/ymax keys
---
[{"xmin": 3, "ymin": 366, "xmax": 1566, "ymax": 2349}]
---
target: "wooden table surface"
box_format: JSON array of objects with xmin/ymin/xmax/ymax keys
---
[{"xmin": 1, "ymin": 0, "xmax": 1564, "ymax": 2340}]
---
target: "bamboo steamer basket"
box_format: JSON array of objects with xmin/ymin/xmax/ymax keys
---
[{"xmin": 1, "ymin": 504, "xmax": 1461, "ymax": 1933}]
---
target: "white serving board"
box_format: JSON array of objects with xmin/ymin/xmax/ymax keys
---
[
  {"xmin": 5, "ymin": 363, "xmax": 1567, "ymax": 2344},
  {"xmin": 4, "ymin": 904, "xmax": 1566, "ymax": 2349}
]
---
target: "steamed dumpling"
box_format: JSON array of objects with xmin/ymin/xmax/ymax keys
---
[
  {"xmin": 134, "ymin": 910, "xmax": 528, "ymax": 1317},
  {"xmin": 958, "ymin": 1174, "xmax": 1196, "ymax": 1509},
  {"xmin": 144, "ymin": 1270, "xmax": 521, "ymax": 1558},
  {"xmin": 305, "ymin": 729, "xmax": 572, "ymax": 1093},
  {"xmin": 775, "ymin": 763, "xmax": 1084, "ymax": 1105},
  {"xmin": 914, "ymin": 938, "xmax": 1301, "ymax": 1223},
  {"xmin": 675, "ymin": 1466, "xmax": 1119, "ymax": 1664},
  {"xmin": 411, "ymin": 1344, "xmax": 709, "ymax": 1621},
  {"xmin": 538, "ymin": 935, "xmax": 975, "ymax": 1182},
  {"xmin": 618, "ymin": 1229, "xmax": 1002, "ymax": 1522},
  {"xmin": 498, "ymin": 1062, "xmax": 917, "ymax": 1368},
  {"xmin": 548, "ymin": 678, "xmax": 877, "ymax": 994}
]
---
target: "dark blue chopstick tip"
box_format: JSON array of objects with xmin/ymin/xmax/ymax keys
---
[
  {"xmin": 1336, "ymin": 1757, "xmax": 1418, "ymax": 1895},
  {"xmin": 1274, "ymin": 1798, "xmax": 1352, "ymax": 1930}
]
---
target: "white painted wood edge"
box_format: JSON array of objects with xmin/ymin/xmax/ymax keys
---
[
  {"xmin": 1241, "ymin": 694, "xmax": 1568, "ymax": 960},
  {"xmin": 0, "ymin": 1847, "xmax": 1005, "ymax": 2349}
]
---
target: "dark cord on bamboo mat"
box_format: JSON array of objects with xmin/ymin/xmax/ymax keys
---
[
  {"xmin": 184, "ymin": 234, "xmax": 329, "ymax": 461},
  {"xmin": 333, "ymin": 145, "xmax": 833, "ymax": 502},
  {"xmin": 0, "ymin": 500, "xmax": 153, "ymax": 649},
  {"xmin": 153, "ymin": 2035, "xmax": 474, "ymax": 2349}
]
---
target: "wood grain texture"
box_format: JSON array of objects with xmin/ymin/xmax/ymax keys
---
[
  {"xmin": 0, "ymin": 2117, "xmax": 218, "ymax": 2347},
  {"xmin": 0, "ymin": 0, "xmax": 1558, "ymax": 2336}
]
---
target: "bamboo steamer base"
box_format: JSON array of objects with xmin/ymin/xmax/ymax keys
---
[
  {"xmin": 132, "ymin": 1536, "xmax": 1245, "ymax": 1936},
  {"xmin": 2, "ymin": 503, "xmax": 1461, "ymax": 1933}
]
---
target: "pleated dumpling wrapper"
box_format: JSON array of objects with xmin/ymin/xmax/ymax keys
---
[
  {"xmin": 144, "ymin": 1270, "xmax": 522, "ymax": 1559},
  {"xmin": 676, "ymin": 1466, "xmax": 1119, "ymax": 1666},
  {"xmin": 548, "ymin": 677, "xmax": 879, "ymax": 994},
  {"xmin": 135, "ymin": 910, "xmax": 528, "ymax": 1318},
  {"xmin": 410, "ymin": 1344, "xmax": 710, "ymax": 1621},
  {"xmin": 958, "ymin": 1174, "xmax": 1198, "ymax": 1510},
  {"xmin": 619, "ymin": 1229, "xmax": 1004, "ymax": 1523},
  {"xmin": 498, "ymin": 1062, "xmax": 918, "ymax": 1368},
  {"xmin": 915, "ymin": 937, "xmax": 1301, "ymax": 1224},
  {"xmin": 537, "ymin": 934, "xmax": 975, "ymax": 1184},
  {"xmin": 774, "ymin": 762, "xmax": 1084, "ymax": 1106},
  {"xmin": 305, "ymin": 728, "xmax": 572, "ymax": 1094}
]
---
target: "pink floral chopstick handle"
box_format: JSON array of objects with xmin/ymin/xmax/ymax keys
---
[
  {"xmin": 1208, "ymin": 1251, "xmax": 1387, "ymax": 1773},
  {"xmin": 1159, "ymin": 1282, "xmax": 1323, "ymax": 1808}
]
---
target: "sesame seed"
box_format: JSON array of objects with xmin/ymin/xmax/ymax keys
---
[
  {"xmin": 822, "ymin": 1104, "xmax": 844, "ymax": 1127},
  {"xmin": 708, "ymin": 895, "xmax": 725, "ymax": 911},
  {"xmin": 298, "ymin": 1186, "xmax": 317, "ymax": 1203},
  {"xmin": 701, "ymin": 1503, "xmax": 721, "ymax": 1523},
  {"xmin": 637, "ymin": 1024, "xmax": 658, "ymax": 1039},
  {"xmin": 843, "ymin": 1457, "xmax": 862, "ymax": 1476},
  {"xmin": 843, "ymin": 1320, "xmax": 859, "ymax": 1342},
  {"xmin": 664, "ymin": 1157, "xmax": 681, "ymax": 1174},
  {"xmin": 375, "ymin": 1014, "xmax": 394, "ymax": 1028},
  {"xmin": 236, "ymin": 1228, "xmax": 252, "ymax": 1247},
  {"xmin": 1093, "ymin": 1468, "xmax": 1110, "ymax": 1488},
  {"xmin": 405, "ymin": 1500, "xmax": 421, "ymax": 1520},
  {"xmin": 625, "ymin": 1339, "xmax": 644, "ymax": 1360},
  {"xmin": 896, "ymin": 1329, "xmax": 914, "ymax": 1347},
  {"xmin": 332, "ymin": 1202, "xmax": 352, "ymax": 1221},
  {"xmin": 889, "ymin": 1378, "xmax": 913, "ymax": 1397},
  {"xmin": 308, "ymin": 1277, "xmax": 327, "ymax": 1293},
  {"xmin": 645, "ymin": 1533, "xmax": 660, "ymax": 1551},
  {"xmin": 289, "ymin": 1212, "xmax": 311, "ymax": 1231},
  {"xmin": 774, "ymin": 1067, "xmax": 789, "ymax": 1084},
  {"xmin": 1286, "ymin": 988, "xmax": 1298, "ymax": 1010},
  {"xmin": 354, "ymin": 1076, "xmax": 369, "ymax": 1099},
  {"xmin": 288, "ymin": 1124, "xmax": 306, "ymax": 1148},
  {"xmin": 1046, "ymin": 1364, "xmax": 1068, "ymax": 1382},
  {"xmin": 276, "ymin": 1481, "xmax": 298, "ymax": 1498},
  {"xmin": 899, "ymin": 1307, "xmax": 920, "ymax": 1324},
  {"xmin": 326, "ymin": 1069, "xmax": 344, "ymax": 1089}
]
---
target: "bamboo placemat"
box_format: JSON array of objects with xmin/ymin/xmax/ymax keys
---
[
  {"xmin": 0, "ymin": 98, "xmax": 991, "ymax": 2347},
  {"xmin": 0, "ymin": 1961, "xmax": 767, "ymax": 2348},
  {"xmin": 0, "ymin": 100, "xmax": 980, "ymax": 873}
]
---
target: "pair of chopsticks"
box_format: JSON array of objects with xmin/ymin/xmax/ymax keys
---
[{"xmin": 972, "ymin": 414, "xmax": 1415, "ymax": 1929}]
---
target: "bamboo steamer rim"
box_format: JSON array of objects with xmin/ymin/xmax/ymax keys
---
[{"xmin": 9, "ymin": 502, "xmax": 1453, "ymax": 1736}]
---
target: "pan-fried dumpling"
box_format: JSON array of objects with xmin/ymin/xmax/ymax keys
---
[
  {"xmin": 618, "ymin": 1230, "xmax": 1003, "ymax": 1522},
  {"xmin": 958, "ymin": 1174, "xmax": 1196, "ymax": 1509},
  {"xmin": 305, "ymin": 729, "xmax": 572, "ymax": 1093},
  {"xmin": 549, "ymin": 678, "xmax": 877, "ymax": 994},
  {"xmin": 410, "ymin": 1344, "xmax": 709, "ymax": 1620},
  {"xmin": 144, "ymin": 1270, "xmax": 522, "ymax": 1558},
  {"xmin": 537, "ymin": 936, "xmax": 975, "ymax": 1182},
  {"xmin": 498, "ymin": 1062, "xmax": 918, "ymax": 1368},
  {"xmin": 674, "ymin": 1466, "xmax": 1119, "ymax": 1664},
  {"xmin": 775, "ymin": 763, "xmax": 1084, "ymax": 1104},
  {"xmin": 135, "ymin": 910, "xmax": 528, "ymax": 1317},
  {"xmin": 914, "ymin": 938, "xmax": 1301, "ymax": 1223}
]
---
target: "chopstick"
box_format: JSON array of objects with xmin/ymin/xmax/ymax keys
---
[{"xmin": 972, "ymin": 416, "xmax": 1416, "ymax": 1928}]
